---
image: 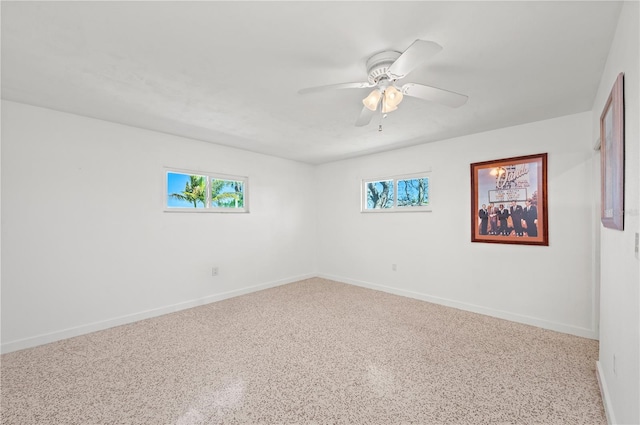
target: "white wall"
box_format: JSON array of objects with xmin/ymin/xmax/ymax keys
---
[
  {"xmin": 1, "ymin": 100, "xmax": 317, "ymax": 352},
  {"xmin": 592, "ymin": 2, "xmax": 640, "ymax": 424},
  {"xmin": 316, "ymin": 112, "xmax": 597, "ymax": 338}
]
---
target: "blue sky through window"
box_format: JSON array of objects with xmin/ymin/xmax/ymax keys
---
[
  {"xmin": 167, "ymin": 172, "xmax": 206, "ymax": 208},
  {"xmin": 167, "ymin": 172, "xmax": 247, "ymax": 209},
  {"xmin": 366, "ymin": 180, "xmax": 394, "ymax": 209},
  {"xmin": 397, "ymin": 178, "xmax": 429, "ymax": 207},
  {"xmin": 363, "ymin": 173, "xmax": 431, "ymax": 212}
]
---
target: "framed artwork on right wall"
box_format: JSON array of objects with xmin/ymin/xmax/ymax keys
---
[{"xmin": 600, "ymin": 72, "xmax": 625, "ymax": 230}]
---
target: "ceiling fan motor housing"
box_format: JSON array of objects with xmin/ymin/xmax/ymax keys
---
[{"xmin": 366, "ymin": 51, "xmax": 402, "ymax": 84}]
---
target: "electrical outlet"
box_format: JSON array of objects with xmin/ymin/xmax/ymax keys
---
[
  {"xmin": 392, "ymin": 264, "xmax": 397, "ymax": 271},
  {"xmin": 212, "ymin": 267, "xmax": 219, "ymax": 277},
  {"xmin": 613, "ymin": 354, "xmax": 617, "ymax": 377}
]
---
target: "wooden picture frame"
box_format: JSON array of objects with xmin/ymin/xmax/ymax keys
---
[
  {"xmin": 471, "ymin": 153, "xmax": 548, "ymax": 246},
  {"xmin": 600, "ymin": 73, "xmax": 625, "ymax": 230}
]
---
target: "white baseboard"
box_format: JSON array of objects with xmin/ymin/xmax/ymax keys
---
[
  {"xmin": 2, "ymin": 272, "xmax": 599, "ymax": 354},
  {"xmin": 319, "ymin": 273, "xmax": 599, "ymax": 340},
  {"xmin": 1, "ymin": 273, "xmax": 315, "ymax": 354},
  {"xmin": 596, "ymin": 361, "xmax": 616, "ymax": 425}
]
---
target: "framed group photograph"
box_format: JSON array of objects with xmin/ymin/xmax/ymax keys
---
[
  {"xmin": 471, "ymin": 153, "xmax": 548, "ymax": 246},
  {"xmin": 600, "ymin": 72, "xmax": 624, "ymax": 230}
]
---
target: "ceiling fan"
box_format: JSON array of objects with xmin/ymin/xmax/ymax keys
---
[{"xmin": 299, "ymin": 40, "xmax": 468, "ymax": 127}]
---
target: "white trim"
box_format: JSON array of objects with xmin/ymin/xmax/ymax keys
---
[
  {"xmin": 1, "ymin": 273, "xmax": 315, "ymax": 354},
  {"xmin": 318, "ymin": 273, "xmax": 599, "ymax": 340},
  {"xmin": 596, "ymin": 361, "xmax": 616, "ymax": 425},
  {"xmin": 2, "ymin": 272, "xmax": 600, "ymax": 353}
]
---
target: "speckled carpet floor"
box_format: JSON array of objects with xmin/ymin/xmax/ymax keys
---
[{"xmin": 1, "ymin": 278, "xmax": 605, "ymax": 424}]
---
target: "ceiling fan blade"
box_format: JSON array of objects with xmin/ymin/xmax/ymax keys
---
[
  {"xmin": 298, "ymin": 82, "xmax": 373, "ymax": 94},
  {"xmin": 387, "ymin": 40, "xmax": 443, "ymax": 80},
  {"xmin": 355, "ymin": 105, "xmax": 376, "ymax": 127},
  {"xmin": 401, "ymin": 82, "xmax": 468, "ymax": 108}
]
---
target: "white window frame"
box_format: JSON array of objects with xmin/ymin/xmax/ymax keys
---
[
  {"xmin": 164, "ymin": 167, "xmax": 249, "ymax": 213},
  {"xmin": 361, "ymin": 171, "xmax": 432, "ymax": 213}
]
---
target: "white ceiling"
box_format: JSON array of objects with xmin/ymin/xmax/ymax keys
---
[{"xmin": 1, "ymin": 1, "xmax": 622, "ymax": 164}]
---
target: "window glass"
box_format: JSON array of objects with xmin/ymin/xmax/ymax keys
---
[
  {"xmin": 397, "ymin": 177, "xmax": 429, "ymax": 207},
  {"xmin": 211, "ymin": 179, "xmax": 244, "ymax": 208},
  {"xmin": 365, "ymin": 180, "xmax": 394, "ymax": 209},
  {"xmin": 167, "ymin": 172, "xmax": 207, "ymax": 208}
]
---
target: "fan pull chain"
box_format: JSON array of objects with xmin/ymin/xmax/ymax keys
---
[{"xmin": 379, "ymin": 92, "xmax": 385, "ymax": 132}]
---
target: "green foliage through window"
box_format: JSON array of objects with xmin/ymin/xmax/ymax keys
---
[{"xmin": 211, "ymin": 179, "xmax": 244, "ymax": 208}]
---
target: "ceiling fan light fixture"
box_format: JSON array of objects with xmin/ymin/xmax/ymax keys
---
[
  {"xmin": 381, "ymin": 102, "xmax": 398, "ymax": 113},
  {"xmin": 384, "ymin": 86, "xmax": 403, "ymax": 108},
  {"xmin": 362, "ymin": 89, "xmax": 382, "ymax": 111}
]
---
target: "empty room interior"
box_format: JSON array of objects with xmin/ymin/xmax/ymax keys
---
[{"xmin": 1, "ymin": 1, "xmax": 639, "ymax": 424}]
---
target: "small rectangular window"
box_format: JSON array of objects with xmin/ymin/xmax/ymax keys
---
[
  {"xmin": 165, "ymin": 168, "xmax": 249, "ymax": 213},
  {"xmin": 362, "ymin": 172, "xmax": 431, "ymax": 213}
]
